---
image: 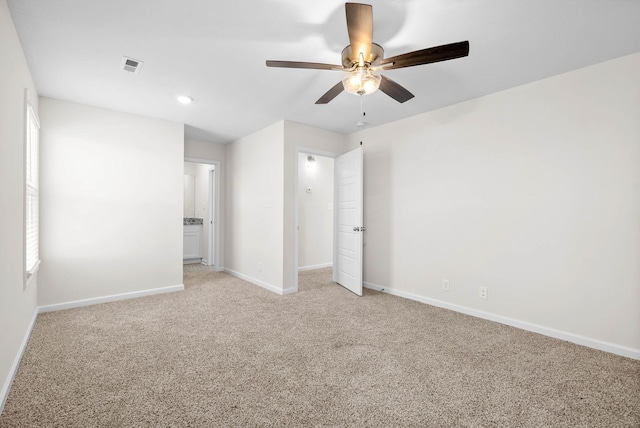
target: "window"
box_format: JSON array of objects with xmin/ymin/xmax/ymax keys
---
[{"xmin": 25, "ymin": 91, "xmax": 40, "ymax": 285}]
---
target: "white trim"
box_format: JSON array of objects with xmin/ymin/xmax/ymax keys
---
[
  {"xmin": 296, "ymin": 146, "xmax": 338, "ymax": 159},
  {"xmin": 26, "ymin": 259, "xmax": 40, "ymax": 276},
  {"xmin": 363, "ymin": 281, "xmax": 640, "ymax": 360},
  {"xmin": 25, "ymin": 259, "xmax": 40, "ymax": 288},
  {"xmin": 298, "ymin": 263, "xmax": 333, "ymax": 272},
  {"xmin": 224, "ymin": 268, "xmax": 286, "ymax": 295},
  {"xmin": 207, "ymin": 168, "xmax": 215, "ymax": 268},
  {"xmin": 184, "ymin": 157, "xmax": 217, "ymax": 164},
  {"xmin": 0, "ymin": 310, "xmax": 38, "ymax": 414},
  {"xmin": 37, "ymin": 284, "xmax": 185, "ymax": 313}
]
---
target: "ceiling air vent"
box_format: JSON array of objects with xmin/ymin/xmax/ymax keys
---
[{"xmin": 120, "ymin": 56, "xmax": 143, "ymax": 74}]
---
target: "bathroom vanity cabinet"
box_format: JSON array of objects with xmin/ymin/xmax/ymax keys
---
[{"xmin": 183, "ymin": 222, "xmax": 203, "ymax": 263}]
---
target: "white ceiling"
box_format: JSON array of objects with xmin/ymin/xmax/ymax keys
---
[{"xmin": 7, "ymin": 0, "xmax": 640, "ymax": 145}]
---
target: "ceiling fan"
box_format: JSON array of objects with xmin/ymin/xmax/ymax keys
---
[{"xmin": 266, "ymin": 3, "xmax": 470, "ymax": 104}]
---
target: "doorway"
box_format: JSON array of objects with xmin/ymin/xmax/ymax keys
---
[
  {"xmin": 296, "ymin": 150, "xmax": 335, "ymax": 291},
  {"xmin": 183, "ymin": 158, "xmax": 221, "ymax": 269}
]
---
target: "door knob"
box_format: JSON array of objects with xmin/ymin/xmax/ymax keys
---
[
  {"xmin": 353, "ymin": 226, "xmax": 360, "ymax": 232},
  {"xmin": 361, "ymin": 226, "xmax": 366, "ymax": 232}
]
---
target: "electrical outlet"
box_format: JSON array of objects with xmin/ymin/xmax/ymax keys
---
[
  {"xmin": 442, "ymin": 279, "xmax": 450, "ymax": 291},
  {"xmin": 479, "ymin": 286, "xmax": 488, "ymax": 299}
]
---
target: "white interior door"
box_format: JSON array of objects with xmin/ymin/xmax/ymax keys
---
[{"xmin": 334, "ymin": 147, "xmax": 363, "ymax": 296}]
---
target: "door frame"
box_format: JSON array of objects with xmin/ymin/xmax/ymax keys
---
[
  {"xmin": 184, "ymin": 157, "xmax": 222, "ymax": 271},
  {"xmin": 207, "ymin": 168, "xmax": 216, "ymax": 266},
  {"xmin": 294, "ymin": 146, "xmax": 338, "ymax": 293}
]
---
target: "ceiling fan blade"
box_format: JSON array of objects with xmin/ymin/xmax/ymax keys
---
[
  {"xmin": 381, "ymin": 41, "xmax": 469, "ymax": 70},
  {"xmin": 379, "ymin": 75, "xmax": 414, "ymax": 103},
  {"xmin": 266, "ymin": 60, "xmax": 344, "ymax": 70},
  {"xmin": 345, "ymin": 3, "xmax": 373, "ymax": 62},
  {"xmin": 315, "ymin": 82, "xmax": 345, "ymax": 104}
]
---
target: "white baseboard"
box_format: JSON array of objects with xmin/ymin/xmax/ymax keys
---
[
  {"xmin": 298, "ymin": 263, "xmax": 333, "ymax": 272},
  {"xmin": 37, "ymin": 284, "xmax": 185, "ymax": 313},
  {"xmin": 223, "ymin": 268, "xmax": 286, "ymax": 295},
  {"xmin": 1, "ymin": 309, "xmax": 38, "ymax": 414},
  {"xmin": 364, "ymin": 281, "xmax": 640, "ymax": 360}
]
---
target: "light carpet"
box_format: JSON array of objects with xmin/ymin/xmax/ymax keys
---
[{"xmin": 1, "ymin": 266, "xmax": 638, "ymax": 427}]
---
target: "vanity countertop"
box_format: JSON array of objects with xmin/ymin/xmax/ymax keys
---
[{"xmin": 183, "ymin": 218, "xmax": 203, "ymax": 225}]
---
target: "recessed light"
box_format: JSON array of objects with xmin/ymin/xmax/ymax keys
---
[{"xmin": 177, "ymin": 95, "xmax": 193, "ymax": 104}]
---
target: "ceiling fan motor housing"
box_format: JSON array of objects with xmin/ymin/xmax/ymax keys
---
[{"xmin": 341, "ymin": 43, "xmax": 384, "ymax": 68}]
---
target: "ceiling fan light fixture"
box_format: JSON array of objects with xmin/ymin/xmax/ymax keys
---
[
  {"xmin": 266, "ymin": 3, "xmax": 468, "ymax": 105},
  {"xmin": 342, "ymin": 68, "xmax": 381, "ymax": 96}
]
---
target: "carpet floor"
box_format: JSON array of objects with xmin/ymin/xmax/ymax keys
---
[{"xmin": 1, "ymin": 266, "xmax": 639, "ymax": 427}]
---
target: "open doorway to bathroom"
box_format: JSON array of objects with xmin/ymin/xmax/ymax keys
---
[
  {"xmin": 183, "ymin": 160, "xmax": 219, "ymax": 268},
  {"xmin": 296, "ymin": 151, "xmax": 335, "ymax": 292}
]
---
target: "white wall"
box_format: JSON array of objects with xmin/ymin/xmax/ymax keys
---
[
  {"xmin": 283, "ymin": 121, "xmax": 349, "ymax": 291},
  {"xmin": 225, "ymin": 122, "xmax": 285, "ymax": 292},
  {"xmin": 195, "ymin": 163, "xmax": 215, "ymax": 224},
  {"xmin": 184, "ymin": 162, "xmax": 212, "ymax": 221},
  {"xmin": 298, "ymin": 153, "xmax": 334, "ymax": 270},
  {"xmin": 0, "ymin": 0, "xmax": 39, "ymax": 409},
  {"xmin": 224, "ymin": 121, "xmax": 348, "ymax": 293},
  {"xmin": 38, "ymin": 98, "xmax": 184, "ymax": 306},
  {"xmin": 185, "ymin": 139, "xmax": 226, "ymax": 162},
  {"xmin": 347, "ymin": 53, "xmax": 640, "ymax": 356},
  {"xmin": 183, "ymin": 165, "xmax": 196, "ymax": 217}
]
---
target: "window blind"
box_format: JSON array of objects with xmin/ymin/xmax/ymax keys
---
[{"xmin": 25, "ymin": 101, "xmax": 40, "ymax": 275}]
